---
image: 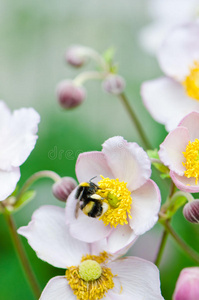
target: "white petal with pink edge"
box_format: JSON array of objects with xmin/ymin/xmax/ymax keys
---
[
  {"xmin": 129, "ymin": 179, "xmax": 161, "ymax": 235},
  {"xmin": 39, "ymin": 276, "xmax": 76, "ymax": 300},
  {"xmin": 18, "ymin": 205, "xmax": 90, "ymax": 268},
  {"xmin": 159, "ymin": 127, "xmax": 189, "ymax": 175},
  {"xmin": 0, "ymin": 107, "xmax": 40, "ymax": 171},
  {"xmin": 108, "ymin": 257, "xmax": 164, "ymax": 300},
  {"xmin": 76, "ymin": 151, "xmax": 114, "ymax": 184},
  {"xmin": 170, "ymin": 171, "xmax": 199, "ymax": 193},
  {"xmin": 102, "ymin": 136, "xmax": 151, "ymax": 191},
  {"xmin": 65, "ymin": 188, "xmax": 112, "ymax": 242},
  {"xmin": 158, "ymin": 22, "xmax": 199, "ymax": 81},
  {"xmin": 0, "ymin": 167, "xmax": 20, "ymax": 201},
  {"xmin": 141, "ymin": 77, "xmax": 199, "ymax": 132},
  {"xmin": 179, "ymin": 111, "xmax": 199, "ymax": 142}
]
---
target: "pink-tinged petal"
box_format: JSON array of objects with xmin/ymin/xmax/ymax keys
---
[
  {"xmin": 18, "ymin": 205, "xmax": 90, "ymax": 268},
  {"xmin": 66, "ymin": 188, "xmax": 112, "ymax": 242},
  {"xmin": 102, "ymin": 136, "xmax": 151, "ymax": 191},
  {"xmin": 129, "ymin": 179, "xmax": 160, "ymax": 235},
  {"xmin": 0, "ymin": 167, "xmax": 20, "ymax": 201},
  {"xmin": 76, "ymin": 151, "xmax": 114, "ymax": 184},
  {"xmin": 141, "ymin": 77, "xmax": 199, "ymax": 132},
  {"xmin": 0, "ymin": 108, "xmax": 40, "ymax": 171},
  {"xmin": 39, "ymin": 276, "xmax": 76, "ymax": 300},
  {"xmin": 170, "ymin": 171, "xmax": 199, "ymax": 193},
  {"xmin": 108, "ymin": 257, "xmax": 164, "ymax": 300},
  {"xmin": 158, "ymin": 22, "xmax": 199, "ymax": 80},
  {"xmin": 179, "ymin": 111, "xmax": 199, "ymax": 142},
  {"xmin": 159, "ymin": 127, "xmax": 189, "ymax": 175}
]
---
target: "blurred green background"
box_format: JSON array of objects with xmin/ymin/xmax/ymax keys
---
[{"xmin": 0, "ymin": 1, "xmax": 198, "ymax": 299}]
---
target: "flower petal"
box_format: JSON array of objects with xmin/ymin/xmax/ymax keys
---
[
  {"xmin": 66, "ymin": 188, "xmax": 112, "ymax": 242},
  {"xmin": 179, "ymin": 111, "xmax": 199, "ymax": 142},
  {"xmin": 0, "ymin": 100, "xmax": 11, "ymax": 130},
  {"xmin": 108, "ymin": 257, "xmax": 164, "ymax": 300},
  {"xmin": 158, "ymin": 22, "xmax": 199, "ymax": 80},
  {"xmin": 39, "ymin": 276, "xmax": 76, "ymax": 300},
  {"xmin": 170, "ymin": 171, "xmax": 199, "ymax": 193},
  {"xmin": 0, "ymin": 167, "xmax": 20, "ymax": 201},
  {"xmin": 102, "ymin": 136, "xmax": 151, "ymax": 191},
  {"xmin": 76, "ymin": 151, "xmax": 114, "ymax": 183},
  {"xmin": 18, "ymin": 205, "xmax": 90, "ymax": 268},
  {"xmin": 141, "ymin": 77, "xmax": 199, "ymax": 132},
  {"xmin": 129, "ymin": 179, "xmax": 160, "ymax": 235},
  {"xmin": 159, "ymin": 127, "xmax": 189, "ymax": 175},
  {"xmin": 0, "ymin": 108, "xmax": 40, "ymax": 171}
]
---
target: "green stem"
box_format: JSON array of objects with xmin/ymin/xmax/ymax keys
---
[
  {"xmin": 16, "ymin": 170, "xmax": 61, "ymax": 201},
  {"xmin": 4, "ymin": 211, "xmax": 41, "ymax": 299},
  {"xmin": 119, "ymin": 93, "xmax": 151, "ymax": 149},
  {"xmin": 163, "ymin": 221, "xmax": 199, "ymax": 264},
  {"xmin": 154, "ymin": 229, "xmax": 169, "ymax": 267}
]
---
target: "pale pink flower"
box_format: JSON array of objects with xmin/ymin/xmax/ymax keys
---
[
  {"xmin": 0, "ymin": 101, "xmax": 40, "ymax": 201},
  {"xmin": 141, "ymin": 22, "xmax": 199, "ymax": 131},
  {"xmin": 159, "ymin": 112, "xmax": 199, "ymax": 192},
  {"xmin": 65, "ymin": 136, "xmax": 161, "ymax": 253},
  {"xmin": 18, "ymin": 205, "xmax": 164, "ymax": 300},
  {"xmin": 173, "ymin": 267, "xmax": 199, "ymax": 300},
  {"xmin": 139, "ymin": 0, "xmax": 199, "ymax": 55}
]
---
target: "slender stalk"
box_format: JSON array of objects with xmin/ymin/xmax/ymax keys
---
[
  {"xmin": 154, "ymin": 229, "xmax": 169, "ymax": 267},
  {"xmin": 74, "ymin": 71, "xmax": 107, "ymax": 86},
  {"xmin": 118, "ymin": 92, "xmax": 151, "ymax": 149},
  {"xmin": 16, "ymin": 170, "xmax": 61, "ymax": 201},
  {"xmin": 163, "ymin": 221, "xmax": 199, "ymax": 264},
  {"xmin": 4, "ymin": 211, "xmax": 41, "ymax": 299}
]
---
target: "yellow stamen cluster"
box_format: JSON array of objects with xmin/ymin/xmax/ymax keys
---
[
  {"xmin": 182, "ymin": 139, "xmax": 199, "ymax": 184},
  {"xmin": 65, "ymin": 252, "xmax": 115, "ymax": 300},
  {"xmin": 183, "ymin": 61, "xmax": 199, "ymax": 100},
  {"xmin": 97, "ymin": 176, "xmax": 132, "ymax": 227}
]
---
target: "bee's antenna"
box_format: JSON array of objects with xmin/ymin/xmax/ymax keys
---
[{"xmin": 89, "ymin": 176, "xmax": 97, "ymax": 182}]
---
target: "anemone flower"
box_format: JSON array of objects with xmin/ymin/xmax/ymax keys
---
[
  {"xmin": 65, "ymin": 136, "xmax": 161, "ymax": 253},
  {"xmin": 18, "ymin": 205, "xmax": 164, "ymax": 300},
  {"xmin": 141, "ymin": 22, "xmax": 199, "ymax": 131},
  {"xmin": 0, "ymin": 100, "xmax": 40, "ymax": 201},
  {"xmin": 159, "ymin": 112, "xmax": 199, "ymax": 192}
]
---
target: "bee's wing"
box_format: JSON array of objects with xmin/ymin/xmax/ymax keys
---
[{"xmin": 75, "ymin": 187, "xmax": 84, "ymax": 218}]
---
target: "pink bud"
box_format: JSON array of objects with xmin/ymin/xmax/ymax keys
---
[
  {"xmin": 183, "ymin": 200, "xmax": 199, "ymax": 224},
  {"xmin": 65, "ymin": 45, "xmax": 88, "ymax": 68},
  {"xmin": 102, "ymin": 74, "xmax": 125, "ymax": 95},
  {"xmin": 173, "ymin": 267, "xmax": 199, "ymax": 300},
  {"xmin": 56, "ymin": 80, "xmax": 86, "ymax": 109},
  {"xmin": 52, "ymin": 177, "xmax": 77, "ymax": 202}
]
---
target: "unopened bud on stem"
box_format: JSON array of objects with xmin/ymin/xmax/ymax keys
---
[
  {"xmin": 183, "ymin": 200, "xmax": 199, "ymax": 224},
  {"xmin": 102, "ymin": 74, "xmax": 125, "ymax": 95},
  {"xmin": 52, "ymin": 177, "xmax": 77, "ymax": 202},
  {"xmin": 65, "ymin": 45, "xmax": 89, "ymax": 68},
  {"xmin": 173, "ymin": 267, "xmax": 199, "ymax": 300},
  {"xmin": 56, "ymin": 80, "xmax": 86, "ymax": 109}
]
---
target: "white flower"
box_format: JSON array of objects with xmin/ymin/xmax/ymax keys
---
[
  {"xmin": 0, "ymin": 101, "xmax": 40, "ymax": 200},
  {"xmin": 141, "ymin": 22, "xmax": 199, "ymax": 131},
  {"xmin": 139, "ymin": 0, "xmax": 199, "ymax": 55},
  {"xmin": 18, "ymin": 205, "xmax": 164, "ymax": 300},
  {"xmin": 65, "ymin": 136, "xmax": 161, "ymax": 254}
]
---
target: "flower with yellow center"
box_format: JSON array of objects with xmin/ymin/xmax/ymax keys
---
[
  {"xmin": 66, "ymin": 136, "xmax": 161, "ymax": 252},
  {"xmin": 159, "ymin": 112, "xmax": 199, "ymax": 193},
  {"xmin": 18, "ymin": 205, "xmax": 164, "ymax": 300},
  {"xmin": 183, "ymin": 61, "xmax": 199, "ymax": 101}
]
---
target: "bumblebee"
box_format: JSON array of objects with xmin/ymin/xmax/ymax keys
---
[{"xmin": 75, "ymin": 178, "xmax": 109, "ymax": 218}]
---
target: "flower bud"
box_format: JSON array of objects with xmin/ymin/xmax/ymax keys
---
[
  {"xmin": 52, "ymin": 177, "xmax": 77, "ymax": 202},
  {"xmin": 65, "ymin": 45, "xmax": 88, "ymax": 67},
  {"xmin": 102, "ymin": 74, "xmax": 125, "ymax": 95},
  {"xmin": 173, "ymin": 267, "xmax": 199, "ymax": 300},
  {"xmin": 56, "ymin": 80, "xmax": 86, "ymax": 109},
  {"xmin": 183, "ymin": 200, "xmax": 199, "ymax": 224}
]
